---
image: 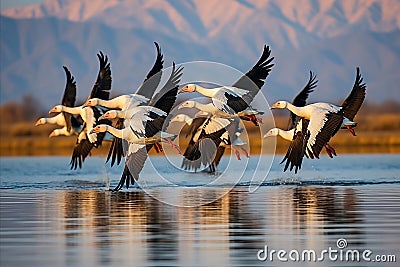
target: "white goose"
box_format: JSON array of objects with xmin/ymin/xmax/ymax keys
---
[
  {"xmin": 83, "ymin": 42, "xmax": 164, "ymax": 111},
  {"xmin": 49, "ymin": 52, "xmax": 112, "ymax": 169},
  {"xmin": 271, "ymin": 67, "xmax": 366, "ymax": 165},
  {"xmin": 265, "ymin": 72, "xmax": 337, "ymax": 165},
  {"xmin": 170, "ymin": 112, "xmax": 248, "ymax": 172},
  {"xmin": 178, "ymin": 100, "xmax": 262, "ymax": 121},
  {"xmin": 178, "ymin": 45, "xmax": 274, "ymax": 126},
  {"xmin": 97, "ymin": 62, "xmax": 183, "ymax": 191},
  {"xmin": 90, "ymin": 105, "xmax": 180, "ymax": 190},
  {"xmin": 83, "ymin": 43, "xmax": 166, "ymax": 168},
  {"xmin": 36, "ymin": 113, "xmax": 82, "ymax": 137},
  {"xmin": 36, "ymin": 66, "xmax": 82, "ymax": 137}
]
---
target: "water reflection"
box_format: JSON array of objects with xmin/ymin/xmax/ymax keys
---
[
  {"xmin": 52, "ymin": 187, "xmax": 365, "ymax": 265},
  {"xmin": 1, "ymin": 185, "xmax": 399, "ymax": 267},
  {"xmin": 291, "ymin": 187, "xmax": 364, "ymax": 245}
]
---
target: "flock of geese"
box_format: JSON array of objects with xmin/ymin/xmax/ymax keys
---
[{"xmin": 36, "ymin": 42, "xmax": 366, "ymax": 191}]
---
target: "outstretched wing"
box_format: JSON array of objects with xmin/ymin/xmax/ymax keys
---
[
  {"xmin": 106, "ymin": 118, "xmax": 124, "ymax": 167},
  {"xmin": 288, "ymin": 71, "xmax": 317, "ymax": 130},
  {"xmin": 148, "ymin": 63, "xmax": 183, "ymax": 113},
  {"xmin": 232, "ymin": 45, "xmax": 274, "ymax": 104},
  {"xmin": 341, "ymin": 67, "xmax": 366, "ymax": 121},
  {"xmin": 144, "ymin": 63, "xmax": 183, "ymax": 153},
  {"xmin": 61, "ymin": 66, "xmax": 77, "ymax": 132},
  {"xmin": 113, "ymin": 145, "xmax": 148, "ymax": 191},
  {"xmin": 181, "ymin": 117, "xmax": 226, "ymax": 172},
  {"xmin": 218, "ymin": 90, "xmax": 249, "ymax": 114},
  {"xmin": 70, "ymin": 137, "xmax": 93, "ymax": 170},
  {"xmin": 135, "ymin": 42, "xmax": 164, "ymax": 98},
  {"xmin": 70, "ymin": 107, "xmax": 110, "ymax": 170},
  {"xmin": 280, "ymin": 119, "xmax": 310, "ymax": 174},
  {"xmin": 87, "ymin": 51, "xmax": 112, "ymax": 101},
  {"xmin": 185, "ymin": 117, "xmax": 207, "ymax": 138},
  {"xmin": 307, "ymin": 111, "xmax": 343, "ymax": 159}
]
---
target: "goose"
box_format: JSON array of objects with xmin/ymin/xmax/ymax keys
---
[
  {"xmin": 265, "ymin": 72, "xmax": 337, "ymax": 164},
  {"xmin": 171, "ymin": 113, "xmax": 230, "ymax": 172},
  {"xmin": 271, "ymin": 67, "xmax": 366, "ymax": 172},
  {"xmin": 170, "ymin": 112, "xmax": 247, "ymax": 173},
  {"xmin": 100, "ymin": 63, "xmax": 183, "ymax": 191},
  {"xmin": 178, "ymin": 45, "xmax": 274, "ymax": 126},
  {"xmin": 35, "ymin": 66, "xmax": 83, "ymax": 137},
  {"xmin": 83, "ymin": 42, "xmax": 164, "ymax": 168},
  {"xmin": 210, "ymin": 118, "xmax": 249, "ymax": 172},
  {"xmin": 49, "ymin": 52, "xmax": 112, "ymax": 169},
  {"xmin": 36, "ymin": 113, "xmax": 82, "ymax": 137},
  {"xmin": 178, "ymin": 100, "xmax": 263, "ymax": 121},
  {"xmin": 90, "ymin": 105, "xmax": 181, "ymax": 191},
  {"xmin": 83, "ymin": 42, "xmax": 164, "ymax": 110}
]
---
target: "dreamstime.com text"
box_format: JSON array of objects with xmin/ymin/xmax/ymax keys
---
[{"xmin": 257, "ymin": 238, "xmax": 396, "ymax": 263}]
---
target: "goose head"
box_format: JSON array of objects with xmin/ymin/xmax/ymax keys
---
[
  {"xmin": 178, "ymin": 100, "xmax": 196, "ymax": 109},
  {"xmin": 178, "ymin": 84, "xmax": 196, "ymax": 94},
  {"xmin": 170, "ymin": 114, "xmax": 192, "ymax": 124},
  {"xmin": 49, "ymin": 130, "xmax": 59, "ymax": 138},
  {"xmin": 263, "ymin": 128, "xmax": 279, "ymax": 138},
  {"xmin": 99, "ymin": 110, "xmax": 118, "ymax": 120},
  {"xmin": 90, "ymin": 125, "xmax": 108, "ymax": 134},
  {"xmin": 270, "ymin": 101, "xmax": 288, "ymax": 109},
  {"xmin": 35, "ymin": 118, "xmax": 46, "ymax": 126},
  {"xmin": 83, "ymin": 98, "xmax": 99, "ymax": 107},
  {"xmin": 49, "ymin": 105, "xmax": 63, "ymax": 114}
]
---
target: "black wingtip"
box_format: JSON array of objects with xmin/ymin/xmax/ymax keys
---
[
  {"xmin": 97, "ymin": 51, "xmax": 109, "ymax": 69},
  {"xmin": 154, "ymin": 41, "xmax": 160, "ymax": 52},
  {"xmin": 354, "ymin": 67, "xmax": 365, "ymax": 88},
  {"xmin": 154, "ymin": 42, "xmax": 164, "ymax": 63},
  {"xmin": 308, "ymin": 70, "xmax": 318, "ymax": 91},
  {"xmin": 62, "ymin": 65, "xmax": 75, "ymax": 84}
]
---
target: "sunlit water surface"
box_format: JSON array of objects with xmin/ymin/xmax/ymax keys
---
[{"xmin": 1, "ymin": 154, "xmax": 399, "ymax": 266}]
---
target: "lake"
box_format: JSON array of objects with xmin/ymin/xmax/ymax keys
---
[{"xmin": 0, "ymin": 154, "xmax": 399, "ymax": 266}]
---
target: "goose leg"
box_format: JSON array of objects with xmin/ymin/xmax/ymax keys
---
[
  {"xmin": 346, "ymin": 125, "xmax": 356, "ymax": 136},
  {"xmin": 232, "ymin": 146, "xmax": 241, "ymax": 160},
  {"xmin": 324, "ymin": 143, "xmax": 337, "ymax": 158},
  {"xmin": 240, "ymin": 147, "xmax": 250, "ymax": 158},
  {"xmin": 164, "ymin": 138, "xmax": 182, "ymax": 155},
  {"xmin": 154, "ymin": 142, "xmax": 163, "ymax": 153}
]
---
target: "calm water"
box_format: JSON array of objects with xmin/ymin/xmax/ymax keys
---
[{"xmin": 0, "ymin": 154, "xmax": 399, "ymax": 267}]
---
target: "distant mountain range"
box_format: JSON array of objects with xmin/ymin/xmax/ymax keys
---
[{"xmin": 1, "ymin": 0, "xmax": 399, "ymax": 107}]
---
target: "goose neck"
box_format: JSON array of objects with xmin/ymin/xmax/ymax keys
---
[{"xmin": 195, "ymin": 85, "xmax": 219, "ymax": 98}]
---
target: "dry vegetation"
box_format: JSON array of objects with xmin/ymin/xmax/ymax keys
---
[{"xmin": 1, "ymin": 96, "xmax": 399, "ymax": 156}]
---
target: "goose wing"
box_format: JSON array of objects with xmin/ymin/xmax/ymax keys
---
[
  {"xmin": 213, "ymin": 89, "xmax": 248, "ymax": 114},
  {"xmin": 70, "ymin": 107, "xmax": 110, "ymax": 169},
  {"xmin": 210, "ymin": 146, "xmax": 226, "ymax": 173},
  {"xmin": 288, "ymin": 71, "xmax": 317, "ymax": 130},
  {"xmin": 61, "ymin": 66, "xmax": 77, "ymax": 132},
  {"xmin": 186, "ymin": 117, "xmax": 208, "ymax": 138},
  {"xmin": 306, "ymin": 110, "xmax": 343, "ymax": 159},
  {"xmin": 70, "ymin": 136, "xmax": 93, "ymax": 170},
  {"xmin": 181, "ymin": 117, "xmax": 226, "ymax": 171},
  {"xmin": 127, "ymin": 106, "xmax": 166, "ymax": 138},
  {"xmin": 341, "ymin": 67, "xmax": 366, "ymax": 121},
  {"xmin": 280, "ymin": 119, "xmax": 310, "ymax": 174},
  {"xmin": 231, "ymin": 45, "xmax": 274, "ymax": 104},
  {"xmin": 148, "ymin": 63, "xmax": 183, "ymax": 113},
  {"xmin": 113, "ymin": 145, "xmax": 148, "ymax": 191},
  {"xmin": 135, "ymin": 42, "xmax": 164, "ymax": 99},
  {"xmin": 86, "ymin": 51, "xmax": 112, "ymax": 101},
  {"xmin": 106, "ymin": 118, "xmax": 124, "ymax": 167}
]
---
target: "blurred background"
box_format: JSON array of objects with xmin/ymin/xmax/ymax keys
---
[{"xmin": 1, "ymin": 0, "xmax": 399, "ymax": 155}]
